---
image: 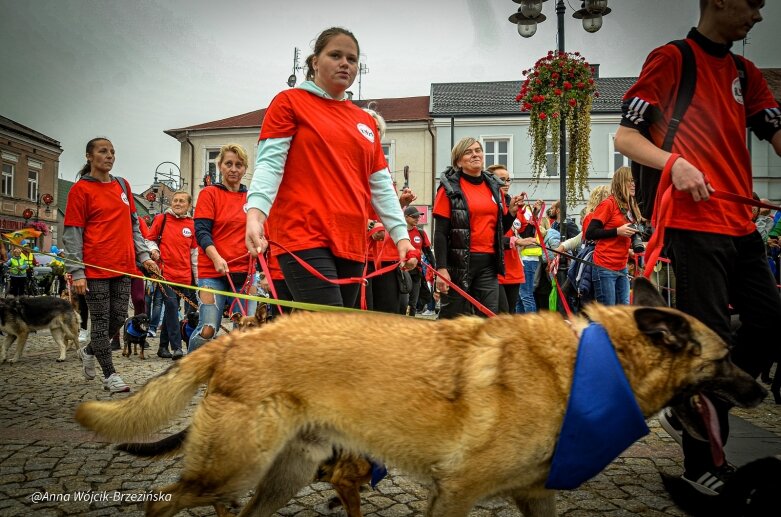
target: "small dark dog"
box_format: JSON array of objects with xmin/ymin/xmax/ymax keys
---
[
  {"xmin": 180, "ymin": 311, "xmax": 199, "ymax": 347},
  {"xmin": 662, "ymin": 455, "xmax": 781, "ymax": 516},
  {"xmin": 122, "ymin": 313, "xmax": 150, "ymax": 359},
  {"xmin": 229, "ymin": 303, "xmax": 270, "ymax": 332}
]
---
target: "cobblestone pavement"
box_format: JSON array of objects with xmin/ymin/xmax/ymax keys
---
[{"xmin": 1, "ymin": 327, "xmax": 779, "ymax": 517}]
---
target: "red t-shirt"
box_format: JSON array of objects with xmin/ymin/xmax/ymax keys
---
[
  {"xmin": 582, "ymin": 213, "xmax": 594, "ymax": 240},
  {"xmin": 407, "ymin": 226, "xmax": 430, "ymax": 251},
  {"xmin": 623, "ymin": 39, "xmax": 778, "ymax": 236},
  {"xmin": 433, "ymin": 178, "xmax": 499, "ymax": 254},
  {"xmin": 592, "ymin": 196, "xmax": 631, "ymax": 271},
  {"xmin": 64, "ymin": 177, "xmax": 138, "ymax": 279},
  {"xmin": 498, "ymin": 218, "xmax": 526, "ymax": 285},
  {"xmin": 194, "ymin": 185, "xmax": 248, "ymax": 279},
  {"xmin": 147, "ymin": 214, "xmax": 196, "ymax": 285},
  {"xmin": 260, "ymin": 89, "xmax": 388, "ymax": 262}
]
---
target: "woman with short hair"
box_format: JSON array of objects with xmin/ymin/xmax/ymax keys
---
[{"xmin": 433, "ymin": 138, "xmax": 524, "ymax": 318}]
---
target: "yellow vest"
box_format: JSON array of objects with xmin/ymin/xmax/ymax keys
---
[{"xmin": 9, "ymin": 256, "xmax": 28, "ymax": 276}]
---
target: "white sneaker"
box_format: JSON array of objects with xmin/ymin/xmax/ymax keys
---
[
  {"xmin": 103, "ymin": 373, "xmax": 130, "ymax": 393},
  {"xmin": 78, "ymin": 329, "xmax": 89, "ymax": 344},
  {"xmin": 78, "ymin": 346, "xmax": 96, "ymax": 380},
  {"xmin": 147, "ymin": 330, "xmax": 156, "ymax": 338},
  {"xmin": 420, "ymin": 310, "xmax": 436, "ymax": 316}
]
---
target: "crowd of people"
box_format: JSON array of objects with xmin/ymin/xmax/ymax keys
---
[{"xmin": 6, "ymin": 4, "xmax": 778, "ymax": 503}]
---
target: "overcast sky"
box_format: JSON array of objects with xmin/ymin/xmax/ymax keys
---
[{"xmin": 1, "ymin": 0, "xmax": 779, "ymax": 192}]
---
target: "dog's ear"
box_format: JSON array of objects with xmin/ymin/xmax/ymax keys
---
[
  {"xmin": 257, "ymin": 303, "xmax": 269, "ymax": 323},
  {"xmin": 229, "ymin": 312, "xmax": 241, "ymax": 323},
  {"xmin": 632, "ymin": 277, "xmax": 666, "ymax": 307},
  {"xmin": 633, "ymin": 307, "xmax": 698, "ymax": 354}
]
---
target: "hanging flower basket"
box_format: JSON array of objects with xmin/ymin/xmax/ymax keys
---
[
  {"xmin": 516, "ymin": 51, "xmax": 598, "ymax": 205},
  {"xmin": 27, "ymin": 221, "xmax": 49, "ymax": 235}
]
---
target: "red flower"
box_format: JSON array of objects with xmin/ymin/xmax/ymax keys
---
[
  {"xmin": 594, "ymin": 92, "xmax": 600, "ymax": 98},
  {"xmin": 563, "ymin": 81, "xmax": 573, "ymax": 90},
  {"xmin": 539, "ymin": 113, "xmax": 547, "ymax": 120},
  {"xmin": 588, "ymin": 78, "xmax": 594, "ymax": 85},
  {"xmin": 515, "ymin": 93, "xmax": 523, "ymax": 102},
  {"xmin": 523, "ymin": 103, "xmax": 532, "ymax": 111},
  {"xmin": 551, "ymin": 72, "xmax": 560, "ymax": 80},
  {"xmin": 577, "ymin": 82, "xmax": 585, "ymax": 89},
  {"xmin": 551, "ymin": 112, "xmax": 559, "ymax": 119},
  {"xmin": 568, "ymin": 98, "xmax": 577, "ymax": 107},
  {"xmin": 554, "ymin": 88, "xmax": 563, "ymax": 96}
]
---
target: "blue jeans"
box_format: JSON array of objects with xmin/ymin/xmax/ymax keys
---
[
  {"xmin": 517, "ymin": 259, "xmax": 539, "ymax": 313},
  {"xmin": 145, "ymin": 284, "xmax": 164, "ymax": 331},
  {"xmin": 593, "ymin": 267, "xmax": 629, "ymax": 306},
  {"xmin": 188, "ymin": 276, "xmax": 256, "ymax": 353}
]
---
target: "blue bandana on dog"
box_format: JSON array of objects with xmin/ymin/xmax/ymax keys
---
[
  {"xmin": 125, "ymin": 319, "xmax": 146, "ymax": 339},
  {"xmin": 545, "ymin": 323, "xmax": 649, "ymax": 490}
]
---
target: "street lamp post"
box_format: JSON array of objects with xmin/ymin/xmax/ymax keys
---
[
  {"xmin": 509, "ymin": 0, "xmax": 611, "ymax": 226},
  {"xmin": 154, "ymin": 162, "xmax": 183, "ymax": 214}
]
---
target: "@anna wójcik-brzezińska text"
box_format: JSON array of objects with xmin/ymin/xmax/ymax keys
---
[{"xmin": 30, "ymin": 490, "xmax": 172, "ymax": 504}]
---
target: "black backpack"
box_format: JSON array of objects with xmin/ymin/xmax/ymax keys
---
[{"xmin": 631, "ymin": 40, "xmax": 748, "ymax": 221}]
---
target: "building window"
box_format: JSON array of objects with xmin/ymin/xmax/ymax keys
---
[
  {"xmin": 382, "ymin": 141, "xmax": 396, "ymax": 176},
  {"xmin": 609, "ymin": 133, "xmax": 629, "ymax": 176},
  {"xmin": 479, "ymin": 136, "xmax": 512, "ymax": 170},
  {"xmin": 2, "ymin": 163, "xmax": 13, "ymax": 197},
  {"xmin": 205, "ymin": 149, "xmax": 220, "ymax": 184},
  {"xmin": 545, "ymin": 137, "xmax": 569, "ymax": 178},
  {"xmin": 28, "ymin": 170, "xmax": 38, "ymax": 200}
]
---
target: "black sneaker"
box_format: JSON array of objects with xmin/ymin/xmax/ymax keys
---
[
  {"xmin": 658, "ymin": 407, "xmax": 683, "ymax": 446},
  {"xmin": 682, "ymin": 464, "xmax": 736, "ymax": 495},
  {"xmin": 157, "ymin": 347, "xmax": 172, "ymax": 359}
]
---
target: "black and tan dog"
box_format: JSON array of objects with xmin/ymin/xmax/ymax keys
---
[
  {"xmin": 0, "ymin": 296, "xmax": 81, "ymax": 363},
  {"xmin": 75, "ymin": 278, "xmax": 767, "ymax": 517},
  {"xmin": 229, "ymin": 303, "xmax": 270, "ymax": 332},
  {"xmin": 121, "ymin": 313, "xmax": 150, "ymax": 360}
]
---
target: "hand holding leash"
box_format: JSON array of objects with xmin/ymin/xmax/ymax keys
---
[
  {"xmin": 397, "ymin": 239, "xmax": 419, "ymax": 271},
  {"xmin": 143, "ymin": 259, "xmax": 160, "ymax": 277},
  {"xmin": 72, "ymin": 278, "xmax": 87, "ymax": 295},
  {"xmin": 245, "ymin": 207, "xmax": 268, "ymax": 257},
  {"xmin": 670, "ymin": 156, "xmax": 713, "ymax": 202}
]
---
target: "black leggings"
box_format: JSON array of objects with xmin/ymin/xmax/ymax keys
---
[
  {"xmin": 439, "ymin": 253, "xmax": 500, "ymax": 319},
  {"xmin": 84, "ymin": 277, "xmax": 131, "ymax": 378},
  {"xmin": 498, "ymin": 283, "xmax": 520, "ymax": 314},
  {"xmin": 278, "ymin": 248, "xmax": 363, "ymax": 308}
]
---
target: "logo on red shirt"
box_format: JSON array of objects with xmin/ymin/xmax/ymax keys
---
[
  {"xmin": 182, "ymin": 228, "xmax": 192, "ymax": 238},
  {"xmin": 120, "ymin": 193, "xmax": 129, "ymax": 205},
  {"xmin": 413, "ymin": 235, "xmax": 421, "ymax": 244},
  {"xmin": 732, "ymin": 77, "xmax": 744, "ymax": 105},
  {"xmin": 357, "ymin": 123, "xmax": 375, "ymax": 143}
]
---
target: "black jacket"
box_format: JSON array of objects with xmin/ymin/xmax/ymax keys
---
[{"xmin": 433, "ymin": 167, "xmax": 515, "ymax": 290}]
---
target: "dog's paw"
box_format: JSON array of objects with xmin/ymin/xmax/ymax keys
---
[{"xmin": 7, "ymin": 356, "xmax": 18, "ymax": 364}]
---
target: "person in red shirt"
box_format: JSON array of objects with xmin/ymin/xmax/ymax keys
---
[
  {"xmin": 245, "ymin": 27, "xmax": 416, "ymax": 309},
  {"xmin": 64, "ymin": 137, "xmax": 159, "ymax": 393},
  {"xmin": 615, "ymin": 0, "xmax": 781, "ymax": 494},
  {"xmin": 188, "ymin": 143, "xmax": 254, "ymax": 352},
  {"xmin": 145, "ymin": 191, "xmax": 197, "ymax": 359},
  {"xmin": 433, "ymin": 138, "xmax": 524, "ymax": 318},
  {"xmin": 584, "ymin": 167, "xmax": 642, "ymax": 306},
  {"xmin": 487, "ymin": 165, "xmax": 528, "ymax": 314},
  {"xmin": 402, "ymin": 206, "xmax": 435, "ymax": 316}
]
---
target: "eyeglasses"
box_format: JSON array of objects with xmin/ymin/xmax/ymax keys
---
[{"xmin": 408, "ymin": 214, "xmax": 420, "ymax": 218}]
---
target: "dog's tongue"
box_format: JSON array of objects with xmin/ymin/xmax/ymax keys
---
[{"xmin": 693, "ymin": 393, "xmax": 724, "ymax": 467}]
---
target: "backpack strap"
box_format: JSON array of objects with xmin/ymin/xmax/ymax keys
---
[
  {"xmin": 155, "ymin": 213, "xmax": 168, "ymax": 245},
  {"xmin": 661, "ymin": 40, "xmax": 697, "ymax": 152}
]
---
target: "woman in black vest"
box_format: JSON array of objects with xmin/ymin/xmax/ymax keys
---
[{"xmin": 432, "ymin": 137, "xmax": 523, "ymax": 318}]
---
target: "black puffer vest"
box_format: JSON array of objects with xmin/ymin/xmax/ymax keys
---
[{"xmin": 438, "ymin": 167, "xmax": 508, "ymax": 290}]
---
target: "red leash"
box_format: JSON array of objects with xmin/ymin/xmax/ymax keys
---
[{"xmin": 644, "ymin": 154, "xmax": 781, "ymax": 278}]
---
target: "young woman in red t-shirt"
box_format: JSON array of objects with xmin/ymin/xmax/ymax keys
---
[
  {"xmin": 584, "ymin": 167, "xmax": 644, "ymax": 305},
  {"xmin": 433, "ymin": 138, "xmax": 524, "ymax": 318},
  {"xmin": 64, "ymin": 137, "xmax": 159, "ymax": 393},
  {"xmin": 189, "ymin": 144, "xmax": 252, "ymax": 352},
  {"xmin": 245, "ymin": 27, "xmax": 416, "ymax": 309}
]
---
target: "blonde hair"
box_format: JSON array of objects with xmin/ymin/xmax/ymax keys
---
[
  {"xmin": 172, "ymin": 190, "xmax": 192, "ymax": 205},
  {"xmin": 610, "ymin": 167, "xmax": 643, "ymax": 221},
  {"xmin": 216, "ymin": 143, "xmax": 248, "ymax": 169},
  {"xmin": 363, "ymin": 108, "xmax": 386, "ymax": 139},
  {"xmin": 585, "ymin": 185, "xmax": 610, "ymax": 214},
  {"xmin": 451, "ymin": 137, "xmax": 481, "ymax": 170}
]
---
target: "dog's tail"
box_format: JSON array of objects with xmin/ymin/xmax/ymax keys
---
[
  {"xmin": 74, "ymin": 342, "xmax": 221, "ymax": 441},
  {"xmin": 116, "ymin": 428, "xmax": 189, "ymax": 458}
]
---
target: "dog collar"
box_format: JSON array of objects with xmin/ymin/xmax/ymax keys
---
[
  {"xmin": 126, "ymin": 320, "xmax": 146, "ymax": 338},
  {"xmin": 545, "ymin": 322, "xmax": 649, "ymax": 490}
]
